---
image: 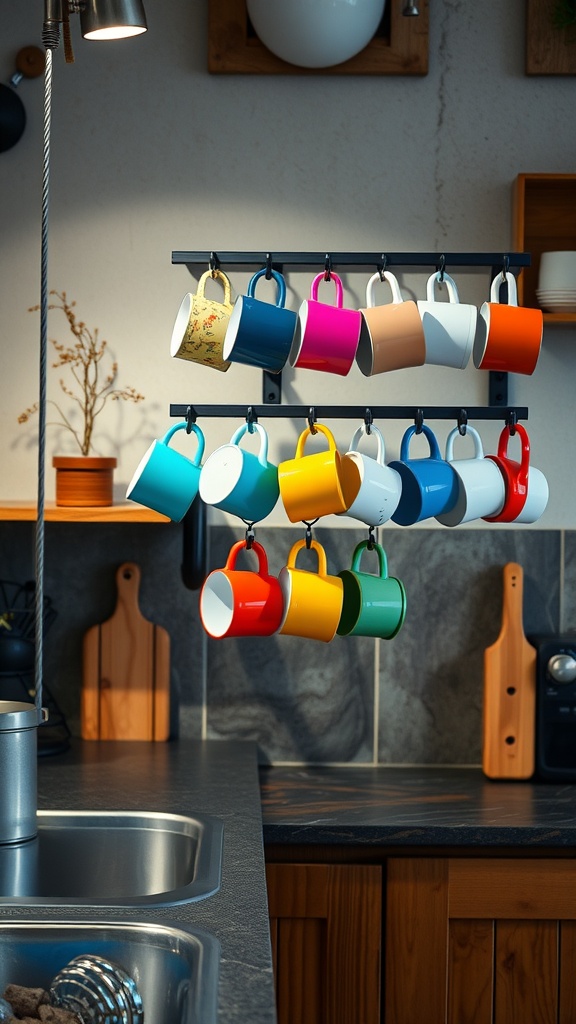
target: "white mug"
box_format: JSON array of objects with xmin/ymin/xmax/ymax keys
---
[
  {"xmin": 417, "ymin": 272, "xmax": 478, "ymax": 370},
  {"xmin": 511, "ymin": 465, "xmax": 549, "ymax": 524},
  {"xmin": 436, "ymin": 425, "xmax": 505, "ymax": 527},
  {"xmin": 339, "ymin": 423, "xmax": 402, "ymax": 527}
]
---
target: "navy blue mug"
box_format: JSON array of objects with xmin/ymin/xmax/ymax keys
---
[
  {"xmin": 223, "ymin": 268, "xmax": 297, "ymax": 373},
  {"xmin": 389, "ymin": 424, "xmax": 459, "ymax": 525}
]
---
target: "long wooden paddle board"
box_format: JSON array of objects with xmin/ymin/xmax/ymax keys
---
[
  {"xmin": 482, "ymin": 562, "xmax": 536, "ymax": 779},
  {"xmin": 81, "ymin": 562, "xmax": 170, "ymax": 741}
]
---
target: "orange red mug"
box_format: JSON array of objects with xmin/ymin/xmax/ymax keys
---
[
  {"xmin": 199, "ymin": 540, "xmax": 283, "ymax": 638},
  {"xmin": 473, "ymin": 272, "xmax": 543, "ymax": 376}
]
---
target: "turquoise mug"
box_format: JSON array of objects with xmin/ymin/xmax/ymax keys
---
[
  {"xmin": 223, "ymin": 268, "xmax": 297, "ymax": 373},
  {"xmin": 389, "ymin": 424, "xmax": 459, "ymax": 525},
  {"xmin": 337, "ymin": 541, "xmax": 407, "ymax": 639},
  {"xmin": 126, "ymin": 420, "xmax": 205, "ymax": 522},
  {"xmin": 199, "ymin": 421, "xmax": 280, "ymax": 522}
]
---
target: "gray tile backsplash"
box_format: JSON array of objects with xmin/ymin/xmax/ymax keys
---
[{"xmin": 0, "ymin": 521, "xmax": 567, "ymax": 765}]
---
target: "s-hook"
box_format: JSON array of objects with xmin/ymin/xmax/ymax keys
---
[
  {"xmin": 502, "ymin": 254, "xmax": 510, "ymax": 280},
  {"xmin": 244, "ymin": 522, "xmax": 255, "ymax": 549},
  {"xmin": 364, "ymin": 408, "xmax": 373, "ymax": 434},
  {"xmin": 324, "ymin": 254, "xmax": 332, "ymax": 281},
  {"xmin": 308, "ymin": 407, "xmax": 317, "ymax": 434},
  {"xmin": 437, "ymin": 254, "xmax": 446, "ymax": 283},
  {"xmin": 265, "ymin": 252, "xmax": 273, "ymax": 280},
  {"xmin": 414, "ymin": 408, "xmax": 424, "ymax": 434},
  {"xmin": 185, "ymin": 405, "xmax": 196, "ymax": 433},
  {"xmin": 507, "ymin": 409, "xmax": 517, "ymax": 436},
  {"xmin": 367, "ymin": 526, "xmax": 376, "ymax": 550},
  {"xmin": 303, "ymin": 518, "xmax": 319, "ymax": 549},
  {"xmin": 209, "ymin": 251, "xmax": 219, "ymax": 276},
  {"xmin": 378, "ymin": 255, "xmax": 388, "ymax": 281},
  {"xmin": 458, "ymin": 409, "xmax": 468, "ymax": 436},
  {"xmin": 246, "ymin": 406, "xmax": 258, "ymax": 432}
]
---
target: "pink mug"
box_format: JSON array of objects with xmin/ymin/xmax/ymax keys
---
[{"xmin": 289, "ymin": 272, "xmax": 362, "ymax": 376}]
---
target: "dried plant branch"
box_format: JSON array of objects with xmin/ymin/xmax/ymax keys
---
[{"xmin": 20, "ymin": 291, "xmax": 144, "ymax": 457}]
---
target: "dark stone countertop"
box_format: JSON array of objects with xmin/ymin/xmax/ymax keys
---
[
  {"xmin": 2, "ymin": 739, "xmax": 276, "ymax": 1024},
  {"xmin": 260, "ymin": 764, "xmax": 576, "ymax": 849}
]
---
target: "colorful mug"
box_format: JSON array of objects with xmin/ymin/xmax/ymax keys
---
[
  {"xmin": 223, "ymin": 268, "xmax": 297, "ymax": 373},
  {"xmin": 474, "ymin": 272, "xmax": 543, "ymax": 376},
  {"xmin": 357, "ymin": 271, "xmax": 426, "ymax": 376},
  {"xmin": 339, "ymin": 423, "xmax": 402, "ymax": 527},
  {"xmin": 126, "ymin": 420, "xmax": 205, "ymax": 522},
  {"xmin": 278, "ymin": 423, "xmax": 360, "ymax": 523},
  {"xmin": 338, "ymin": 540, "xmax": 407, "ymax": 639},
  {"xmin": 289, "ymin": 272, "xmax": 362, "ymax": 376},
  {"xmin": 200, "ymin": 540, "xmax": 284, "ymax": 638},
  {"xmin": 199, "ymin": 421, "xmax": 279, "ymax": 522},
  {"xmin": 389, "ymin": 424, "xmax": 459, "ymax": 525},
  {"xmin": 170, "ymin": 269, "xmax": 234, "ymax": 372},
  {"xmin": 278, "ymin": 539, "xmax": 344, "ymax": 643}
]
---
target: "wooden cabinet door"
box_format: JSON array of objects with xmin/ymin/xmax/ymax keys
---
[
  {"xmin": 385, "ymin": 857, "xmax": 576, "ymax": 1024},
  {"xmin": 266, "ymin": 862, "xmax": 382, "ymax": 1024}
]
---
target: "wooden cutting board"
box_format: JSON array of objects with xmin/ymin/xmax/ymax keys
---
[
  {"xmin": 81, "ymin": 562, "xmax": 170, "ymax": 741},
  {"xmin": 482, "ymin": 562, "xmax": 536, "ymax": 779}
]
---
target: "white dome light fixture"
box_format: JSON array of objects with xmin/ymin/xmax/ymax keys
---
[{"xmin": 246, "ymin": 0, "xmax": 386, "ymax": 69}]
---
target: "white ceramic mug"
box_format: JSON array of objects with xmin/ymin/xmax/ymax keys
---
[
  {"xmin": 417, "ymin": 272, "xmax": 478, "ymax": 369},
  {"xmin": 339, "ymin": 423, "xmax": 402, "ymax": 526},
  {"xmin": 436, "ymin": 426, "xmax": 505, "ymax": 527}
]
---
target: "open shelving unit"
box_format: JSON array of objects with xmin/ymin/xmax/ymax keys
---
[{"xmin": 513, "ymin": 173, "xmax": 576, "ymax": 324}]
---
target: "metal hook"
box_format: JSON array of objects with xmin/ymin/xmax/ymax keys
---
[
  {"xmin": 414, "ymin": 408, "xmax": 424, "ymax": 434},
  {"xmin": 437, "ymin": 254, "xmax": 446, "ymax": 283},
  {"xmin": 209, "ymin": 251, "xmax": 219, "ymax": 277},
  {"xmin": 303, "ymin": 519, "xmax": 319, "ymax": 548},
  {"xmin": 378, "ymin": 255, "xmax": 388, "ymax": 281},
  {"xmin": 265, "ymin": 252, "xmax": 273, "ymax": 280},
  {"xmin": 246, "ymin": 406, "xmax": 257, "ymax": 432},
  {"xmin": 502, "ymin": 254, "xmax": 510, "ymax": 281},
  {"xmin": 185, "ymin": 405, "xmax": 196, "ymax": 434},
  {"xmin": 245, "ymin": 523, "xmax": 255, "ymax": 550},
  {"xmin": 364, "ymin": 408, "xmax": 373, "ymax": 435},
  {"xmin": 324, "ymin": 253, "xmax": 332, "ymax": 281},
  {"xmin": 308, "ymin": 407, "xmax": 317, "ymax": 434},
  {"xmin": 367, "ymin": 526, "xmax": 376, "ymax": 551},
  {"xmin": 458, "ymin": 409, "xmax": 468, "ymax": 436},
  {"xmin": 507, "ymin": 409, "xmax": 517, "ymax": 436}
]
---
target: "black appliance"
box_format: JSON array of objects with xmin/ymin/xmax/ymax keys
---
[{"xmin": 533, "ymin": 635, "xmax": 576, "ymax": 781}]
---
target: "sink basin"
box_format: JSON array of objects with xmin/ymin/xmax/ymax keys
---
[
  {"xmin": 0, "ymin": 920, "xmax": 220, "ymax": 1024},
  {"xmin": 0, "ymin": 810, "xmax": 223, "ymax": 907}
]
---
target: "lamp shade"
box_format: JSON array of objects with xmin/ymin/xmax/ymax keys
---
[
  {"xmin": 80, "ymin": 0, "xmax": 147, "ymax": 39},
  {"xmin": 246, "ymin": 0, "xmax": 385, "ymax": 68}
]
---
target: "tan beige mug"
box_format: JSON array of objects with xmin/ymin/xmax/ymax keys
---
[
  {"xmin": 356, "ymin": 271, "xmax": 426, "ymax": 376},
  {"xmin": 278, "ymin": 539, "xmax": 344, "ymax": 643},
  {"xmin": 170, "ymin": 269, "xmax": 234, "ymax": 372}
]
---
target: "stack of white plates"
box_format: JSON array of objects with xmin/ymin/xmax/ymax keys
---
[{"xmin": 537, "ymin": 251, "xmax": 576, "ymax": 312}]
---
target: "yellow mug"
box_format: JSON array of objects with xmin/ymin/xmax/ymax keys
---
[
  {"xmin": 170, "ymin": 269, "xmax": 234, "ymax": 372},
  {"xmin": 278, "ymin": 423, "xmax": 360, "ymax": 523},
  {"xmin": 278, "ymin": 539, "xmax": 344, "ymax": 643}
]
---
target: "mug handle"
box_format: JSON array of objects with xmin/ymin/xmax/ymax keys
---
[
  {"xmin": 161, "ymin": 420, "xmax": 206, "ymax": 466},
  {"xmin": 365, "ymin": 270, "xmax": 403, "ymax": 308},
  {"xmin": 230, "ymin": 421, "xmax": 270, "ymax": 468},
  {"xmin": 351, "ymin": 540, "xmax": 389, "ymax": 580},
  {"xmin": 497, "ymin": 422, "xmax": 530, "ymax": 482},
  {"xmin": 426, "ymin": 271, "xmax": 460, "ymax": 304},
  {"xmin": 489, "ymin": 271, "xmax": 518, "ymax": 308},
  {"xmin": 310, "ymin": 272, "xmax": 344, "ymax": 308},
  {"xmin": 294, "ymin": 422, "xmax": 337, "ymax": 460},
  {"xmin": 400, "ymin": 423, "xmax": 443, "ymax": 462},
  {"xmin": 445, "ymin": 424, "xmax": 484, "ymax": 462},
  {"xmin": 225, "ymin": 539, "xmax": 270, "ymax": 577},
  {"xmin": 247, "ymin": 267, "xmax": 287, "ymax": 309},
  {"xmin": 348, "ymin": 423, "xmax": 386, "ymax": 466},
  {"xmin": 197, "ymin": 268, "xmax": 233, "ymax": 307},
  {"xmin": 286, "ymin": 538, "xmax": 328, "ymax": 577}
]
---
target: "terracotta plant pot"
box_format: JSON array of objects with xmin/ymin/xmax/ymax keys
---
[{"xmin": 52, "ymin": 456, "xmax": 117, "ymax": 507}]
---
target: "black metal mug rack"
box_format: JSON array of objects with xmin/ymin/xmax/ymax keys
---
[{"xmin": 171, "ymin": 249, "xmax": 531, "ymax": 587}]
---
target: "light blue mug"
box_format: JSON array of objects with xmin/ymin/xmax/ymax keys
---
[
  {"xmin": 126, "ymin": 421, "xmax": 205, "ymax": 522},
  {"xmin": 222, "ymin": 268, "xmax": 297, "ymax": 373},
  {"xmin": 389, "ymin": 423, "xmax": 459, "ymax": 525},
  {"xmin": 199, "ymin": 421, "xmax": 280, "ymax": 522}
]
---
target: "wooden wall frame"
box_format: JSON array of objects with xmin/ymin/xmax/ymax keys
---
[
  {"xmin": 526, "ymin": 0, "xmax": 576, "ymax": 74},
  {"xmin": 208, "ymin": 0, "xmax": 429, "ymax": 75}
]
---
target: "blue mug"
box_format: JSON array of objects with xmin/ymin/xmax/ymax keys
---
[
  {"xmin": 389, "ymin": 424, "xmax": 459, "ymax": 525},
  {"xmin": 199, "ymin": 421, "xmax": 280, "ymax": 522},
  {"xmin": 126, "ymin": 421, "xmax": 205, "ymax": 522},
  {"xmin": 222, "ymin": 268, "xmax": 297, "ymax": 373}
]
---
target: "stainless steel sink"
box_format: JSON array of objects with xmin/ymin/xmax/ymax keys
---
[
  {"xmin": 0, "ymin": 810, "xmax": 223, "ymax": 907},
  {"xmin": 0, "ymin": 920, "xmax": 220, "ymax": 1024}
]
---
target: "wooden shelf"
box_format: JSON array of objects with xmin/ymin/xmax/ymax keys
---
[
  {"xmin": 513, "ymin": 173, "xmax": 576, "ymax": 322},
  {"xmin": 0, "ymin": 502, "xmax": 170, "ymax": 523}
]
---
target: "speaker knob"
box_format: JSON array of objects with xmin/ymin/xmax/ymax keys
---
[{"xmin": 547, "ymin": 653, "xmax": 576, "ymax": 684}]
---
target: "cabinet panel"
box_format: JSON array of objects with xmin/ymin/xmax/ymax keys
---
[
  {"xmin": 266, "ymin": 862, "xmax": 381, "ymax": 1024},
  {"xmin": 448, "ymin": 920, "xmax": 493, "ymax": 1024},
  {"xmin": 495, "ymin": 920, "xmax": 557, "ymax": 1024}
]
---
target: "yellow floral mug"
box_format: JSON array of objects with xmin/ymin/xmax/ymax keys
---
[{"xmin": 170, "ymin": 269, "xmax": 234, "ymax": 372}]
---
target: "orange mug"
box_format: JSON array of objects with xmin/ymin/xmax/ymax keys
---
[
  {"xmin": 199, "ymin": 540, "xmax": 283, "ymax": 638},
  {"xmin": 473, "ymin": 272, "xmax": 543, "ymax": 375}
]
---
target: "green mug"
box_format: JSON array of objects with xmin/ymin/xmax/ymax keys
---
[{"xmin": 337, "ymin": 540, "xmax": 407, "ymax": 639}]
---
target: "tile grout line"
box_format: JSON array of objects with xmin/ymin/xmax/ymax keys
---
[
  {"xmin": 560, "ymin": 529, "xmax": 565, "ymax": 634},
  {"xmin": 373, "ymin": 637, "xmax": 380, "ymax": 766}
]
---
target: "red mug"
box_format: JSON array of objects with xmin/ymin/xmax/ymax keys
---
[
  {"xmin": 473, "ymin": 273, "xmax": 543, "ymax": 376},
  {"xmin": 483, "ymin": 423, "xmax": 530, "ymax": 523},
  {"xmin": 199, "ymin": 540, "xmax": 283, "ymax": 638}
]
